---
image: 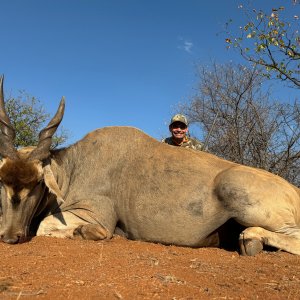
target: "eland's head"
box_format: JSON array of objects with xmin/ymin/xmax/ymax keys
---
[{"xmin": 0, "ymin": 76, "xmax": 65, "ymax": 243}]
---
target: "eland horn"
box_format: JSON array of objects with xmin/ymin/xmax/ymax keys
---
[
  {"xmin": 0, "ymin": 75, "xmax": 18, "ymax": 159},
  {"xmin": 29, "ymin": 97, "xmax": 65, "ymax": 161}
]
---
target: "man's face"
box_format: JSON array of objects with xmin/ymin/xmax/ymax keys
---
[{"xmin": 170, "ymin": 121, "xmax": 188, "ymax": 139}]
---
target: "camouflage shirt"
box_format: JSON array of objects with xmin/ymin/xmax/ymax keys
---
[{"xmin": 162, "ymin": 136, "xmax": 204, "ymax": 151}]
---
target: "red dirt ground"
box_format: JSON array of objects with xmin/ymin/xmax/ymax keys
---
[{"xmin": 0, "ymin": 235, "xmax": 299, "ymax": 299}]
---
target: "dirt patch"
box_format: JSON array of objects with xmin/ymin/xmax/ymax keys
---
[{"xmin": 0, "ymin": 235, "xmax": 299, "ymax": 299}]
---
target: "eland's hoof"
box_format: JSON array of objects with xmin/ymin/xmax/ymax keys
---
[{"xmin": 239, "ymin": 238, "xmax": 263, "ymax": 256}]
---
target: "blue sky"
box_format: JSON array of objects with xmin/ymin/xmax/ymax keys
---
[{"xmin": 0, "ymin": 0, "xmax": 298, "ymax": 145}]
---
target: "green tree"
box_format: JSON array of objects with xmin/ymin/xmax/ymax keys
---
[
  {"xmin": 226, "ymin": 1, "xmax": 300, "ymax": 88},
  {"xmin": 5, "ymin": 91, "xmax": 68, "ymax": 148}
]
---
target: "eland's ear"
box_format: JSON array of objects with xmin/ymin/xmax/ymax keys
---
[
  {"xmin": 35, "ymin": 161, "xmax": 44, "ymax": 182},
  {"xmin": 43, "ymin": 164, "xmax": 64, "ymax": 205}
]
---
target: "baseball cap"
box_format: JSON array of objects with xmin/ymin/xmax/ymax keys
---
[{"xmin": 169, "ymin": 114, "xmax": 188, "ymax": 126}]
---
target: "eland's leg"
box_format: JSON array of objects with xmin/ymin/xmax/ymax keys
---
[
  {"xmin": 37, "ymin": 211, "xmax": 113, "ymax": 240},
  {"xmin": 239, "ymin": 227, "xmax": 300, "ymax": 256},
  {"xmin": 215, "ymin": 166, "xmax": 300, "ymax": 255}
]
